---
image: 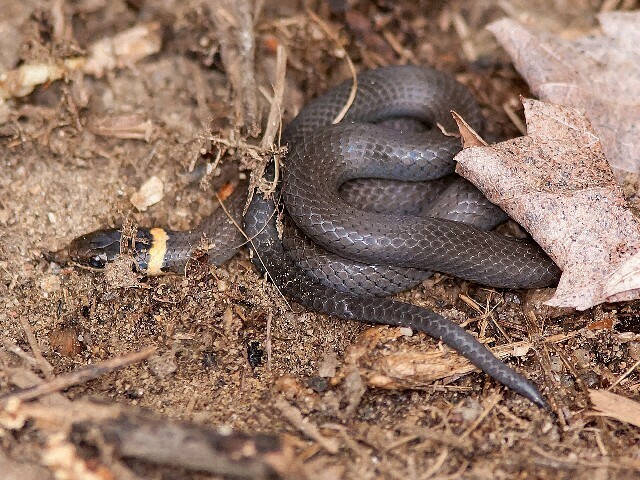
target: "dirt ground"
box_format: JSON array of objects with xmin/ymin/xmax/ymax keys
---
[{"xmin": 1, "ymin": 0, "xmax": 640, "ymax": 479}]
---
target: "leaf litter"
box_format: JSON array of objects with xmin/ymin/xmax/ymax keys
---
[
  {"xmin": 487, "ymin": 12, "xmax": 640, "ymax": 177},
  {"xmin": 3, "ymin": 1, "xmax": 640, "ymax": 478},
  {"xmin": 456, "ymin": 99, "xmax": 640, "ymax": 311}
]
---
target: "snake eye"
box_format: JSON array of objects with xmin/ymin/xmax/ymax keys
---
[{"xmin": 89, "ymin": 254, "xmax": 107, "ymax": 269}]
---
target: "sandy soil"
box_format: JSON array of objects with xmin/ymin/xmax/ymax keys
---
[{"xmin": 1, "ymin": 1, "xmax": 639, "ymax": 479}]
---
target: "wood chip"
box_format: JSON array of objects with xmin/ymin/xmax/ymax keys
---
[{"xmin": 589, "ymin": 389, "xmax": 640, "ymax": 428}]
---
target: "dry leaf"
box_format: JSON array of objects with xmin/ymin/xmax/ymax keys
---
[
  {"xmin": 0, "ymin": 59, "xmax": 84, "ymax": 104},
  {"xmin": 455, "ymin": 99, "xmax": 640, "ymax": 311},
  {"xmin": 335, "ymin": 326, "xmax": 533, "ymax": 390},
  {"xmin": 0, "ymin": 23, "xmax": 161, "ymax": 106},
  {"xmin": 487, "ymin": 13, "xmax": 640, "ymax": 177},
  {"xmin": 589, "ymin": 389, "xmax": 640, "ymax": 429},
  {"xmin": 84, "ymin": 23, "xmax": 162, "ymax": 78}
]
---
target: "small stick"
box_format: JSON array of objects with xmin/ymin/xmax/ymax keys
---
[
  {"xmin": 261, "ymin": 44, "xmax": 287, "ymax": 149},
  {"xmin": 2, "ymin": 338, "xmax": 38, "ymax": 366},
  {"xmin": 210, "ymin": 0, "xmax": 260, "ymax": 135},
  {"xmin": 422, "ymin": 449, "xmax": 449, "ymax": 479},
  {"xmin": 305, "ymin": 9, "xmax": 357, "ymax": 124},
  {"xmin": 266, "ymin": 312, "xmax": 273, "ymax": 372},
  {"xmin": 460, "ymin": 392, "xmax": 502, "ymax": 439},
  {"xmin": 0, "ymin": 346, "xmax": 156, "ymax": 405},
  {"xmin": 608, "ymin": 358, "xmax": 640, "ymax": 390},
  {"xmin": 11, "ymin": 400, "xmax": 297, "ymax": 480},
  {"xmin": 274, "ymin": 397, "xmax": 340, "ymax": 454},
  {"xmin": 98, "ymin": 413, "xmax": 291, "ymax": 479},
  {"xmin": 18, "ymin": 317, "xmax": 54, "ymax": 379}
]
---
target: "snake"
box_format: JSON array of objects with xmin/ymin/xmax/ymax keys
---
[{"xmin": 58, "ymin": 65, "xmax": 561, "ymax": 408}]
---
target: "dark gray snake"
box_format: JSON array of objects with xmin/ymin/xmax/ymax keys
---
[{"xmin": 60, "ymin": 65, "xmax": 561, "ymax": 408}]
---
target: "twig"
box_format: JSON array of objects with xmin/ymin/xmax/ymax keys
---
[
  {"xmin": 422, "ymin": 449, "xmax": 449, "ymax": 479},
  {"xmin": 502, "ymin": 99, "xmax": 527, "ymax": 135},
  {"xmin": 391, "ymin": 427, "xmax": 471, "ymax": 452},
  {"xmin": 608, "ymin": 358, "xmax": 640, "ymax": 390},
  {"xmin": 460, "ymin": 392, "xmax": 502, "ymax": 439},
  {"xmin": 0, "ymin": 346, "xmax": 156, "ymax": 405},
  {"xmin": 305, "ymin": 9, "xmax": 357, "ymax": 124},
  {"xmin": 331, "ymin": 55, "xmax": 357, "ymax": 125},
  {"xmin": 51, "ymin": 0, "xmax": 67, "ymax": 43},
  {"xmin": 261, "ymin": 44, "xmax": 287, "ymax": 149},
  {"xmin": 2, "ymin": 339, "xmax": 38, "ymax": 366},
  {"xmin": 210, "ymin": 0, "xmax": 260, "ymax": 135},
  {"xmin": 266, "ymin": 312, "xmax": 273, "ymax": 372},
  {"xmin": 451, "ymin": 9, "xmax": 477, "ymax": 62},
  {"xmin": 382, "ymin": 30, "xmax": 415, "ymax": 63},
  {"xmin": 18, "ymin": 317, "xmax": 54, "ymax": 379},
  {"xmin": 524, "ymin": 309, "xmax": 564, "ymax": 424},
  {"xmin": 99, "ymin": 409, "xmax": 293, "ymax": 478},
  {"xmin": 529, "ymin": 443, "xmax": 640, "ymax": 471},
  {"xmin": 7, "ymin": 400, "xmax": 298, "ymax": 480},
  {"xmin": 274, "ymin": 397, "xmax": 340, "ymax": 454}
]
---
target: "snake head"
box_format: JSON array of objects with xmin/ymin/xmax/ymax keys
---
[
  {"xmin": 63, "ymin": 229, "xmax": 123, "ymax": 268},
  {"xmin": 46, "ymin": 229, "xmax": 123, "ymax": 269},
  {"xmin": 48, "ymin": 228, "xmax": 158, "ymax": 271}
]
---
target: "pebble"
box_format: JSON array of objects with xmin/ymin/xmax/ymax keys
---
[{"xmin": 130, "ymin": 175, "xmax": 164, "ymax": 211}]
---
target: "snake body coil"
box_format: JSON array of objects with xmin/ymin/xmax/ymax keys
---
[{"xmin": 63, "ymin": 65, "xmax": 561, "ymax": 408}]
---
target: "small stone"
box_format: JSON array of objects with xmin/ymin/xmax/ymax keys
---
[
  {"xmin": 579, "ymin": 370, "xmax": 600, "ymax": 388},
  {"xmin": 549, "ymin": 355, "xmax": 563, "ymax": 373},
  {"xmin": 318, "ymin": 349, "xmax": 339, "ymax": 378},
  {"xmin": 50, "ymin": 326, "xmax": 83, "ymax": 356},
  {"xmin": 573, "ymin": 348, "xmax": 591, "ymax": 368},
  {"xmin": 130, "ymin": 175, "xmax": 164, "ymax": 211},
  {"xmin": 504, "ymin": 292, "xmax": 521, "ymax": 304},
  {"xmin": 307, "ymin": 376, "xmax": 329, "ymax": 393},
  {"xmin": 39, "ymin": 275, "xmax": 61, "ymax": 296},
  {"xmin": 148, "ymin": 352, "xmax": 177, "ymax": 379},
  {"xmin": 399, "ymin": 327, "xmax": 413, "ymax": 337},
  {"xmin": 560, "ymin": 374, "xmax": 575, "ymax": 388}
]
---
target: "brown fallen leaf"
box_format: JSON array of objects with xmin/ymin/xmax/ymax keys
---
[
  {"xmin": 589, "ymin": 389, "xmax": 640, "ymax": 429},
  {"xmin": 487, "ymin": 13, "xmax": 640, "ymax": 177},
  {"xmin": 334, "ymin": 326, "xmax": 534, "ymax": 390},
  {"xmin": 0, "ymin": 23, "xmax": 161, "ymax": 106},
  {"xmin": 83, "ymin": 22, "xmax": 162, "ymax": 78},
  {"xmin": 455, "ymin": 99, "xmax": 640, "ymax": 310}
]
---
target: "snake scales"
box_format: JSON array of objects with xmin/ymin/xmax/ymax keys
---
[{"xmin": 63, "ymin": 65, "xmax": 561, "ymax": 407}]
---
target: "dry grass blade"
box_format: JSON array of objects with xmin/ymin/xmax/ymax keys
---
[
  {"xmin": 17, "ymin": 317, "xmax": 54, "ymax": 379},
  {"xmin": 306, "ymin": 8, "xmax": 357, "ymax": 124},
  {"xmin": 274, "ymin": 397, "xmax": 340, "ymax": 454}
]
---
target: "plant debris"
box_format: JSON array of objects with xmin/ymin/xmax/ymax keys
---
[
  {"xmin": 456, "ymin": 99, "xmax": 640, "ymax": 310},
  {"xmin": 488, "ymin": 12, "xmax": 640, "ymax": 177},
  {"xmin": 3, "ymin": 1, "xmax": 640, "ymax": 479}
]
